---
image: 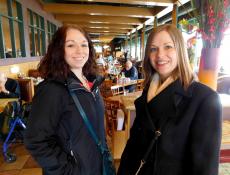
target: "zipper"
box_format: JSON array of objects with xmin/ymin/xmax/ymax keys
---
[{"xmin": 70, "ymin": 150, "xmax": 78, "ymax": 163}]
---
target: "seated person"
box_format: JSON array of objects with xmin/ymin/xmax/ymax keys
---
[
  {"xmin": 121, "ymin": 60, "xmax": 138, "ymax": 92},
  {"xmin": 0, "ymin": 73, "xmax": 20, "ymax": 98},
  {"xmin": 95, "ymin": 54, "xmax": 106, "ymax": 67}
]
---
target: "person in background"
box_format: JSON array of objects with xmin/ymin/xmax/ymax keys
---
[
  {"xmin": 0, "ymin": 72, "xmax": 20, "ymax": 98},
  {"xmin": 95, "ymin": 54, "xmax": 106, "ymax": 67},
  {"xmin": 121, "ymin": 59, "xmax": 138, "ymax": 92},
  {"xmin": 24, "ymin": 25, "xmax": 108, "ymax": 175},
  {"xmin": 118, "ymin": 24, "xmax": 222, "ymax": 175}
]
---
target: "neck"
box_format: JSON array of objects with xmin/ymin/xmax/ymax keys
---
[{"xmin": 71, "ymin": 68, "xmax": 83, "ymax": 78}]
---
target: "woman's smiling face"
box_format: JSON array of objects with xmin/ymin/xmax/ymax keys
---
[
  {"xmin": 64, "ymin": 28, "xmax": 89, "ymax": 71},
  {"xmin": 149, "ymin": 30, "xmax": 177, "ymax": 81}
]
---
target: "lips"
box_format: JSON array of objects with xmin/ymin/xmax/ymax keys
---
[
  {"xmin": 156, "ymin": 60, "xmax": 169, "ymax": 66},
  {"xmin": 72, "ymin": 57, "xmax": 85, "ymax": 60}
]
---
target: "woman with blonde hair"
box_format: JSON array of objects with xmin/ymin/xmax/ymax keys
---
[{"xmin": 118, "ymin": 24, "xmax": 222, "ymax": 175}]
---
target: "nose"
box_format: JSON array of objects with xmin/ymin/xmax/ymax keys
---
[
  {"xmin": 157, "ymin": 48, "xmax": 165, "ymax": 58},
  {"xmin": 74, "ymin": 44, "xmax": 83, "ymax": 54}
]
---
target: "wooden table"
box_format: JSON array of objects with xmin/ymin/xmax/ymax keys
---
[
  {"xmin": 0, "ymin": 98, "xmax": 18, "ymax": 112},
  {"xmin": 108, "ymin": 91, "xmax": 142, "ymax": 139}
]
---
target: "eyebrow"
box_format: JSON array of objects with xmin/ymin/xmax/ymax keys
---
[
  {"xmin": 65, "ymin": 39, "xmax": 88, "ymax": 43},
  {"xmin": 150, "ymin": 42, "xmax": 173, "ymax": 46}
]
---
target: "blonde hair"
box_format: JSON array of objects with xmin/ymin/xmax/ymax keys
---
[{"xmin": 143, "ymin": 24, "xmax": 195, "ymax": 89}]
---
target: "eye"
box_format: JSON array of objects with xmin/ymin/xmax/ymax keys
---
[
  {"xmin": 66, "ymin": 44, "xmax": 74, "ymax": 48},
  {"xmin": 165, "ymin": 45, "xmax": 173, "ymax": 49},
  {"xmin": 150, "ymin": 47, "xmax": 157, "ymax": 53},
  {"xmin": 81, "ymin": 43, "xmax": 88, "ymax": 47}
]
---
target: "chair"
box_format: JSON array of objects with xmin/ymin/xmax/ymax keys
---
[
  {"xmin": 104, "ymin": 99, "xmax": 121, "ymax": 136},
  {"xmin": 111, "ymin": 85, "xmax": 123, "ymax": 96},
  {"xmin": 104, "ymin": 99, "xmax": 127, "ymax": 159},
  {"xmin": 100, "ymin": 79, "xmax": 113, "ymax": 98},
  {"xmin": 136, "ymin": 79, "xmax": 144, "ymax": 91},
  {"xmin": 18, "ymin": 79, "xmax": 34, "ymax": 102},
  {"xmin": 28, "ymin": 69, "xmax": 41, "ymax": 78}
]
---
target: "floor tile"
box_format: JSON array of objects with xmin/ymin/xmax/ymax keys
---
[
  {"xmin": 18, "ymin": 168, "xmax": 42, "ymax": 175},
  {"xmin": 23, "ymin": 157, "xmax": 40, "ymax": 169},
  {"xmin": 0, "ymin": 155, "xmax": 29, "ymax": 171},
  {"xmin": 0, "ymin": 170, "xmax": 20, "ymax": 175}
]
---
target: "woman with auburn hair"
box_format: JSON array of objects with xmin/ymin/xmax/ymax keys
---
[
  {"xmin": 24, "ymin": 25, "xmax": 109, "ymax": 175},
  {"xmin": 118, "ymin": 24, "xmax": 222, "ymax": 175}
]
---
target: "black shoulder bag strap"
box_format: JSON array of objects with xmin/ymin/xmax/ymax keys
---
[
  {"xmin": 68, "ymin": 88, "xmax": 105, "ymax": 155},
  {"xmin": 135, "ymin": 106, "xmax": 170, "ymax": 175}
]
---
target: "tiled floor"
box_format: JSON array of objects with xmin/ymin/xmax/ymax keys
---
[
  {"xmin": 0, "ymin": 144, "xmax": 42, "ymax": 175},
  {"xmin": 1, "ymin": 120, "xmax": 230, "ymax": 175},
  {"xmin": 0, "ymin": 143, "xmax": 229, "ymax": 175}
]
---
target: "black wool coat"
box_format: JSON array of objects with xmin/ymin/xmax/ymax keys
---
[
  {"xmin": 24, "ymin": 73, "xmax": 106, "ymax": 175},
  {"xmin": 118, "ymin": 80, "xmax": 222, "ymax": 175}
]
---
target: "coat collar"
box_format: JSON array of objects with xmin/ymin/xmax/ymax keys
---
[{"xmin": 138, "ymin": 79, "xmax": 196, "ymax": 131}]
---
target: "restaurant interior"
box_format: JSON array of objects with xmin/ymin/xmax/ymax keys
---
[{"xmin": 0, "ymin": 0, "xmax": 230, "ymax": 174}]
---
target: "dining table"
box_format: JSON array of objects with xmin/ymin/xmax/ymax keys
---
[
  {"xmin": 0, "ymin": 98, "xmax": 18, "ymax": 113},
  {"xmin": 107, "ymin": 90, "xmax": 142, "ymax": 139}
]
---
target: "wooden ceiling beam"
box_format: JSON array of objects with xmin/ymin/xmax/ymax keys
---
[
  {"xmin": 67, "ymin": 0, "xmax": 174, "ymax": 6},
  {"xmin": 43, "ymin": 3, "xmax": 158, "ymax": 18},
  {"xmin": 63, "ymin": 22, "xmax": 135, "ymax": 30},
  {"xmin": 56, "ymin": 15, "xmax": 144, "ymax": 25},
  {"xmin": 85, "ymin": 28, "xmax": 129, "ymax": 34},
  {"xmin": 89, "ymin": 32, "xmax": 126, "ymax": 36}
]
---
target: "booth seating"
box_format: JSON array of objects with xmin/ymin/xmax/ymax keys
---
[
  {"xmin": 28, "ymin": 69, "xmax": 41, "ymax": 78},
  {"xmin": 18, "ymin": 79, "xmax": 34, "ymax": 102}
]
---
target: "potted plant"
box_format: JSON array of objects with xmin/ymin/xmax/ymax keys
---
[{"xmin": 191, "ymin": 0, "xmax": 230, "ymax": 90}]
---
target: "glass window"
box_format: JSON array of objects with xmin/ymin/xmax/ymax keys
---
[
  {"xmin": 28, "ymin": 9, "xmax": 45, "ymax": 57},
  {"xmin": 14, "ymin": 21, "xmax": 21, "ymax": 57},
  {"xmin": 47, "ymin": 20, "xmax": 57, "ymax": 44},
  {"xmin": 0, "ymin": 0, "xmax": 8, "ymax": 16},
  {"xmin": 12, "ymin": 0, "xmax": 18, "ymax": 19},
  {"xmin": 2, "ymin": 16, "xmax": 12, "ymax": 58},
  {"xmin": 0, "ymin": 0, "xmax": 25, "ymax": 59}
]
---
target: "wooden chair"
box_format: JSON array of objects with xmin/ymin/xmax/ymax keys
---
[
  {"xmin": 100, "ymin": 79, "xmax": 113, "ymax": 98},
  {"xmin": 111, "ymin": 85, "xmax": 123, "ymax": 96},
  {"xmin": 28, "ymin": 69, "xmax": 41, "ymax": 78},
  {"xmin": 104, "ymin": 98, "xmax": 127, "ymax": 159},
  {"xmin": 18, "ymin": 79, "xmax": 34, "ymax": 102},
  {"xmin": 104, "ymin": 98, "xmax": 121, "ymax": 136},
  {"xmin": 136, "ymin": 79, "xmax": 144, "ymax": 91}
]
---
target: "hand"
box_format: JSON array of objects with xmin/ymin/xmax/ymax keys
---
[{"xmin": 0, "ymin": 81, "xmax": 7, "ymax": 93}]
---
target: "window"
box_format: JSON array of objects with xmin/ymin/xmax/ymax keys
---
[
  {"xmin": 0, "ymin": 0, "xmax": 25, "ymax": 59},
  {"xmin": 47, "ymin": 20, "xmax": 57, "ymax": 44},
  {"xmin": 28, "ymin": 9, "xmax": 45, "ymax": 57}
]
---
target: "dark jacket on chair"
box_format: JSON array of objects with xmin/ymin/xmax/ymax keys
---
[
  {"xmin": 24, "ymin": 73, "xmax": 105, "ymax": 175},
  {"xmin": 118, "ymin": 79, "xmax": 222, "ymax": 175},
  {"xmin": 0, "ymin": 78, "xmax": 20, "ymax": 98}
]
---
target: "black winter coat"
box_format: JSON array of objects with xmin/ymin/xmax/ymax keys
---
[
  {"xmin": 24, "ymin": 73, "xmax": 106, "ymax": 175},
  {"xmin": 118, "ymin": 80, "xmax": 222, "ymax": 175},
  {"xmin": 0, "ymin": 78, "xmax": 20, "ymax": 98}
]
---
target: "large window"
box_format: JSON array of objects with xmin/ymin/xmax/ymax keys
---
[
  {"xmin": 28, "ymin": 9, "xmax": 45, "ymax": 57},
  {"xmin": 0, "ymin": 0, "xmax": 25, "ymax": 59},
  {"xmin": 47, "ymin": 20, "xmax": 57, "ymax": 44}
]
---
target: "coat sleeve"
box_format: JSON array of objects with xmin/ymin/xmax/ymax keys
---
[
  {"xmin": 189, "ymin": 92, "xmax": 222, "ymax": 175},
  {"xmin": 129, "ymin": 67, "xmax": 138, "ymax": 80},
  {"xmin": 24, "ymin": 83, "xmax": 75, "ymax": 175}
]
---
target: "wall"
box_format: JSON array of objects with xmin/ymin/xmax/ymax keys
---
[
  {"xmin": 0, "ymin": 0, "xmax": 62, "ymax": 66},
  {"xmin": 0, "ymin": 60, "xmax": 39, "ymax": 78}
]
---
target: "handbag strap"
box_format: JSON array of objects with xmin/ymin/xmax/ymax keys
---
[
  {"xmin": 68, "ymin": 88, "xmax": 105, "ymax": 154},
  {"xmin": 135, "ymin": 116, "xmax": 169, "ymax": 175}
]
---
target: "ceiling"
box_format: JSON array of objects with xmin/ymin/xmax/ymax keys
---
[{"xmin": 40, "ymin": 0, "xmax": 191, "ymax": 43}]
